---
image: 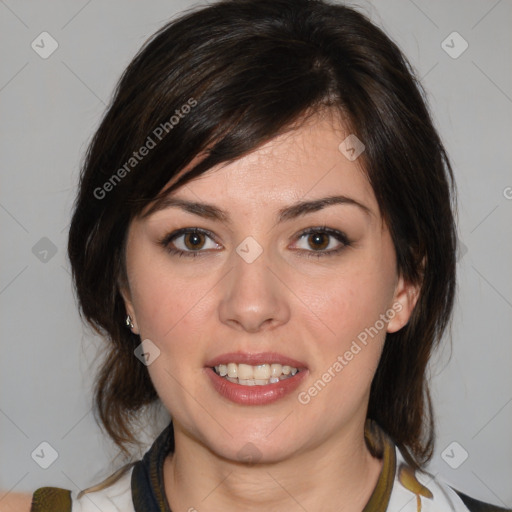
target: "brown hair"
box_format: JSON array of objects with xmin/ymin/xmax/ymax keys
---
[{"xmin": 68, "ymin": 0, "xmax": 456, "ymax": 471}]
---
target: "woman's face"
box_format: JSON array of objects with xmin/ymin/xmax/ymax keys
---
[{"xmin": 122, "ymin": 113, "xmax": 418, "ymax": 462}]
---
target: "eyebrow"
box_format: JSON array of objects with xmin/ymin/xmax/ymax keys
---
[{"xmin": 143, "ymin": 195, "xmax": 373, "ymax": 223}]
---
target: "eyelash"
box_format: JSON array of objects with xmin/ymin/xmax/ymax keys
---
[{"xmin": 158, "ymin": 226, "xmax": 351, "ymax": 259}]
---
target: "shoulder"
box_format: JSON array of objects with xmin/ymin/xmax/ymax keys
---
[
  {"xmin": 30, "ymin": 466, "xmax": 134, "ymax": 512},
  {"xmin": 0, "ymin": 492, "xmax": 33, "ymax": 512},
  {"xmin": 390, "ymin": 448, "xmax": 511, "ymax": 512}
]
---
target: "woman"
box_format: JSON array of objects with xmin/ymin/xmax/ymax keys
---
[{"xmin": 7, "ymin": 0, "xmax": 509, "ymax": 510}]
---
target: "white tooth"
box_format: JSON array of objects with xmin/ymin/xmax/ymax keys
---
[
  {"xmin": 270, "ymin": 364, "xmax": 283, "ymax": 377},
  {"xmin": 227, "ymin": 363, "xmax": 238, "ymax": 378},
  {"xmin": 221, "ymin": 363, "xmax": 299, "ymax": 383},
  {"xmin": 239, "ymin": 379, "xmax": 256, "ymax": 386},
  {"xmin": 238, "ymin": 364, "xmax": 254, "ymax": 380},
  {"xmin": 254, "ymin": 364, "xmax": 270, "ymax": 379}
]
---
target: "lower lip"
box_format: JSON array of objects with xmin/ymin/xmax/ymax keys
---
[{"xmin": 205, "ymin": 367, "xmax": 308, "ymax": 405}]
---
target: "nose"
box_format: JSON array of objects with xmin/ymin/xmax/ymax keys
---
[{"xmin": 218, "ymin": 247, "xmax": 291, "ymax": 333}]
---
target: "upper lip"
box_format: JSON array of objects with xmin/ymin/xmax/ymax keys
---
[{"xmin": 205, "ymin": 352, "xmax": 307, "ymax": 369}]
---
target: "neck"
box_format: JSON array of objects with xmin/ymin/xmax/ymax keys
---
[{"xmin": 163, "ymin": 419, "xmax": 383, "ymax": 512}]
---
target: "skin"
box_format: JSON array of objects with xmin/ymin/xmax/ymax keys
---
[
  {"xmin": 0, "ymin": 493, "xmax": 32, "ymax": 512},
  {"xmin": 121, "ymin": 112, "xmax": 419, "ymax": 512}
]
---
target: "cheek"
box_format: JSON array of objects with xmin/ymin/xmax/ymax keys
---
[
  {"xmin": 303, "ymin": 284, "xmax": 386, "ymax": 374},
  {"xmin": 297, "ymin": 279, "xmax": 389, "ymax": 417},
  {"xmin": 293, "ymin": 248, "xmax": 396, "ymax": 378},
  {"xmin": 129, "ymin": 267, "xmax": 213, "ymax": 415},
  {"xmin": 128, "ymin": 250, "xmax": 209, "ymax": 340},
  {"xmin": 300, "ymin": 266, "xmax": 394, "ymax": 340}
]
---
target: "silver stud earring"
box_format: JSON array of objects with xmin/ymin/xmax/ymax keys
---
[{"xmin": 125, "ymin": 314, "xmax": 134, "ymax": 329}]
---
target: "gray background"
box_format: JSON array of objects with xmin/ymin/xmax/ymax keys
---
[{"xmin": 1, "ymin": 0, "xmax": 511, "ymax": 507}]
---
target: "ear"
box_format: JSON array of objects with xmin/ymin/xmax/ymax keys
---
[
  {"xmin": 386, "ymin": 273, "xmax": 420, "ymax": 334},
  {"xmin": 118, "ymin": 278, "xmax": 140, "ymax": 335}
]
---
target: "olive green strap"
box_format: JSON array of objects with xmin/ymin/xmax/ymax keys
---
[
  {"xmin": 362, "ymin": 420, "xmax": 397, "ymax": 512},
  {"xmin": 31, "ymin": 487, "xmax": 72, "ymax": 512}
]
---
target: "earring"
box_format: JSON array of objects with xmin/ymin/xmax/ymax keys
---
[{"xmin": 125, "ymin": 314, "xmax": 134, "ymax": 329}]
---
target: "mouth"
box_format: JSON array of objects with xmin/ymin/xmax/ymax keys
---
[
  {"xmin": 212, "ymin": 362, "xmax": 300, "ymax": 386},
  {"xmin": 204, "ymin": 352, "xmax": 308, "ymax": 404}
]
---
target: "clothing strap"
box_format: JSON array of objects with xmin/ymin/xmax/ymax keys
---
[
  {"xmin": 31, "ymin": 487, "xmax": 72, "ymax": 512},
  {"xmin": 362, "ymin": 419, "xmax": 396, "ymax": 511},
  {"xmin": 131, "ymin": 421, "xmax": 174, "ymax": 512}
]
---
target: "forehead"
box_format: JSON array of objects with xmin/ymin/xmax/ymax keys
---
[{"xmin": 142, "ymin": 113, "xmax": 378, "ymax": 219}]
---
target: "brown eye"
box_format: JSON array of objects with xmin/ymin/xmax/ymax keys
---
[
  {"xmin": 184, "ymin": 232, "xmax": 206, "ymax": 250},
  {"xmin": 292, "ymin": 227, "xmax": 351, "ymax": 258},
  {"xmin": 307, "ymin": 233, "xmax": 329, "ymax": 251},
  {"xmin": 161, "ymin": 228, "xmax": 221, "ymax": 257}
]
